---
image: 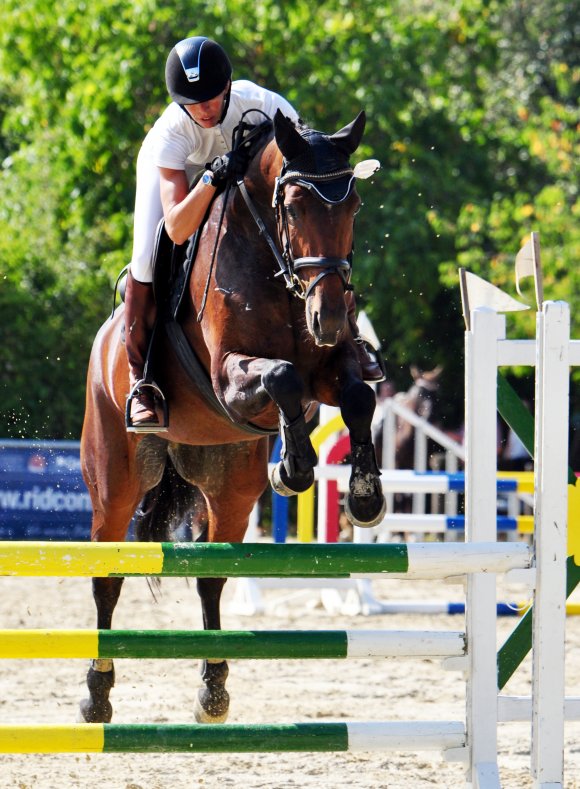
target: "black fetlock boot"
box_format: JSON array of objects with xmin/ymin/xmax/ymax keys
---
[{"xmin": 270, "ymin": 412, "xmax": 318, "ymax": 496}]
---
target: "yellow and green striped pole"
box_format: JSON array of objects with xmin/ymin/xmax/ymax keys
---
[
  {"xmin": 0, "ymin": 721, "xmax": 465, "ymax": 754},
  {"xmin": 0, "ymin": 629, "xmax": 465, "ymax": 660},
  {"xmin": 0, "ymin": 541, "xmax": 408, "ymax": 577},
  {"xmin": 0, "ymin": 541, "xmax": 530, "ymax": 579}
]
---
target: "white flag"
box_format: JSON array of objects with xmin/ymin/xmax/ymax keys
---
[
  {"xmin": 515, "ymin": 231, "xmax": 543, "ymax": 307},
  {"xmin": 459, "ymin": 269, "xmax": 529, "ymax": 329},
  {"xmin": 515, "ymin": 239, "xmax": 534, "ymax": 297}
]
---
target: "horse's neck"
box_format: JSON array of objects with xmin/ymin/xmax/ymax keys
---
[
  {"xmin": 398, "ymin": 385, "xmax": 420, "ymax": 410},
  {"xmin": 246, "ymin": 139, "xmax": 282, "ymax": 206}
]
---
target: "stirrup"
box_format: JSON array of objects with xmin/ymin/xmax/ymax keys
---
[{"xmin": 125, "ymin": 379, "xmax": 169, "ymax": 433}]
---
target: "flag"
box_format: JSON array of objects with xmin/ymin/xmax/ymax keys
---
[
  {"xmin": 515, "ymin": 231, "xmax": 543, "ymax": 307},
  {"xmin": 459, "ymin": 269, "xmax": 529, "ymax": 329}
]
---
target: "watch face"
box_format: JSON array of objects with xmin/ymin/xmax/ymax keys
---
[{"xmin": 202, "ymin": 172, "xmax": 213, "ymax": 185}]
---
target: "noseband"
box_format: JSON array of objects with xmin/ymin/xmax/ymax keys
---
[{"xmin": 237, "ymin": 161, "xmax": 355, "ymax": 301}]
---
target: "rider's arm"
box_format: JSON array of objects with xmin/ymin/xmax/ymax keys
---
[{"xmin": 159, "ymin": 167, "xmax": 216, "ymax": 246}]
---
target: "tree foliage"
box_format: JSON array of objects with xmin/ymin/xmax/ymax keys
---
[{"xmin": 0, "ymin": 0, "xmax": 577, "ymax": 437}]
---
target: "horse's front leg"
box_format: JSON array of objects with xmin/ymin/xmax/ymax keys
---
[
  {"xmin": 339, "ymin": 375, "xmax": 386, "ymax": 528},
  {"xmin": 262, "ymin": 361, "xmax": 317, "ymax": 495},
  {"xmin": 219, "ymin": 355, "xmax": 317, "ymax": 496}
]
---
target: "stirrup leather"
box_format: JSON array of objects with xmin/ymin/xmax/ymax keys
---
[{"xmin": 125, "ymin": 379, "xmax": 169, "ymax": 433}]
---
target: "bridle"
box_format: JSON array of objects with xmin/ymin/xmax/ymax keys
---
[
  {"xmin": 271, "ymin": 166, "xmax": 355, "ymax": 300},
  {"xmin": 197, "ymin": 113, "xmax": 373, "ymax": 322},
  {"xmin": 236, "ymin": 141, "xmax": 356, "ymax": 301}
]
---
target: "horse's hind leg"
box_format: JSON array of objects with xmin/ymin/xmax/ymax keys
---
[
  {"xmin": 79, "ymin": 432, "xmax": 166, "ymax": 723},
  {"xmin": 172, "ymin": 442, "xmax": 269, "ymax": 724},
  {"xmin": 195, "ymin": 570, "xmax": 230, "ymax": 723},
  {"xmin": 79, "ymin": 577, "xmax": 124, "ymax": 722}
]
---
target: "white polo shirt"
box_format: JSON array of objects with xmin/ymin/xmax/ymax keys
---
[
  {"xmin": 141, "ymin": 79, "xmax": 298, "ymax": 175},
  {"xmin": 130, "ymin": 80, "xmax": 298, "ymax": 281}
]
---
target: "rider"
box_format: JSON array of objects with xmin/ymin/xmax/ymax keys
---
[{"xmin": 125, "ymin": 35, "xmax": 384, "ymax": 432}]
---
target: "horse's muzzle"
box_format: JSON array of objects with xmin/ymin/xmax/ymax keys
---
[{"xmin": 309, "ymin": 308, "xmax": 345, "ymax": 347}]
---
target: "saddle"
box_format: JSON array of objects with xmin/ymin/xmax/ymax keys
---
[{"xmin": 151, "ymin": 218, "xmax": 196, "ymax": 321}]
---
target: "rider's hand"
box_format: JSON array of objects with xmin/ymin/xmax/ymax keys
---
[{"xmin": 207, "ymin": 149, "xmax": 250, "ymax": 187}]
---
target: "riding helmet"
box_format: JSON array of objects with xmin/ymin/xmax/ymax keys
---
[{"xmin": 165, "ymin": 36, "xmax": 232, "ymax": 105}]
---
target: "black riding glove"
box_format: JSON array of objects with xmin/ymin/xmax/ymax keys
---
[{"xmin": 207, "ymin": 148, "xmax": 251, "ymax": 188}]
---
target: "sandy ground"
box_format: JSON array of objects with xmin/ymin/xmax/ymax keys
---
[{"xmin": 0, "ymin": 569, "xmax": 579, "ymax": 789}]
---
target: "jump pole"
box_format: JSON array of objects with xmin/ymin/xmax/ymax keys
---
[
  {"xmin": 0, "ymin": 628, "xmax": 466, "ymax": 660},
  {"xmin": 0, "ymin": 722, "xmax": 466, "ymax": 754},
  {"xmin": 0, "ymin": 540, "xmax": 530, "ymax": 578}
]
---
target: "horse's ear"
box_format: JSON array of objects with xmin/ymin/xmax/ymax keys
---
[
  {"xmin": 425, "ymin": 365, "xmax": 444, "ymax": 382},
  {"xmin": 274, "ymin": 109, "xmax": 309, "ymax": 161},
  {"xmin": 330, "ymin": 111, "xmax": 366, "ymax": 156}
]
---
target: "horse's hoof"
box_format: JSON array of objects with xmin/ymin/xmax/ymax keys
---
[
  {"xmin": 78, "ymin": 697, "xmax": 113, "ymax": 723},
  {"xmin": 345, "ymin": 491, "xmax": 387, "ymax": 529},
  {"xmin": 194, "ymin": 687, "xmax": 230, "ymax": 724},
  {"xmin": 270, "ymin": 462, "xmax": 314, "ymax": 496}
]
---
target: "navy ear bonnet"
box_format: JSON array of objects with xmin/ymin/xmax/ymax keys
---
[
  {"xmin": 281, "ymin": 131, "xmax": 355, "ymax": 203},
  {"xmin": 285, "ymin": 131, "xmax": 355, "ymax": 203}
]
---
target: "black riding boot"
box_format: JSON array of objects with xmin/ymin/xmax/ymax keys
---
[
  {"xmin": 124, "ymin": 271, "xmax": 164, "ymax": 432},
  {"xmin": 345, "ymin": 291, "xmax": 386, "ymax": 383}
]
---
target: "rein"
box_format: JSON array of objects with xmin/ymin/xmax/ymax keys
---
[
  {"xmin": 236, "ymin": 178, "xmax": 295, "ymax": 291},
  {"xmin": 197, "ymin": 113, "xmax": 275, "ymax": 322}
]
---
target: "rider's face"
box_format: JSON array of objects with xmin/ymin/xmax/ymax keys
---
[{"xmin": 184, "ymin": 84, "xmax": 230, "ymax": 128}]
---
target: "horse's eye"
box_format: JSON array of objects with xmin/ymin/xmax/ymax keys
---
[{"xmin": 284, "ymin": 204, "xmax": 297, "ymax": 222}]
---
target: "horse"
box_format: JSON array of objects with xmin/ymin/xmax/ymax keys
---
[
  {"xmin": 372, "ymin": 366, "xmax": 443, "ymax": 469},
  {"xmin": 393, "ymin": 365, "xmax": 443, "ymax": 471},
  {"xmin": 370, "ymin": 365, "xmax": 443, "ymax": 522},
  {"xmin": 79, "ymin": 109, "xmax": 386, "ymax": 725}
]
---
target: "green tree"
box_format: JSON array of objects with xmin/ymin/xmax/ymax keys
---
[{"xmin": 0, "ymin": 0, "xmax": 577, "ymax": 437}]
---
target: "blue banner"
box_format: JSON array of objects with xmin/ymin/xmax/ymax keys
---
[{"xmin": 0, "ymin": 441, "xmax": 92, "ymax": 540}]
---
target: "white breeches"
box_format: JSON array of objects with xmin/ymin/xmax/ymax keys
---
[{"xmin": 129, "ymin": 147, "xmax": 164, "ymax": 283}]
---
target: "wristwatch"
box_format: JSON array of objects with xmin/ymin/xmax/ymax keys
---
[{"xmin": 201, "ymin": 170, "xmax": 215, "ymax": 186}]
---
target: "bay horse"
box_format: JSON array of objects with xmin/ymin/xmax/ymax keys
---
[
  {"xmin": 393, "ymin": 365, "xmax": 443, "ymax": 471},
  {"xmin": 79, "ymin": 109, "xmax": 386, "ymax": 724}
]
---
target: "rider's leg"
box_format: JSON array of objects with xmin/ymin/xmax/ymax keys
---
[
  {"xmin": 345, "ymin": 290, "xmax": 385, "ymax": 383},
  {"xmin": 124, "ymin": 149, "xmax": 165, "ymax": 431},
  {"xmin": 124, "ymin": 270, "xmax": 160, "ymax": 429}
]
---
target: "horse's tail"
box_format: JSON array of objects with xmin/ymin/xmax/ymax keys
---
[{"xmin": 133, "ymin": 454, "xmax": 203, "ymax": 542}]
